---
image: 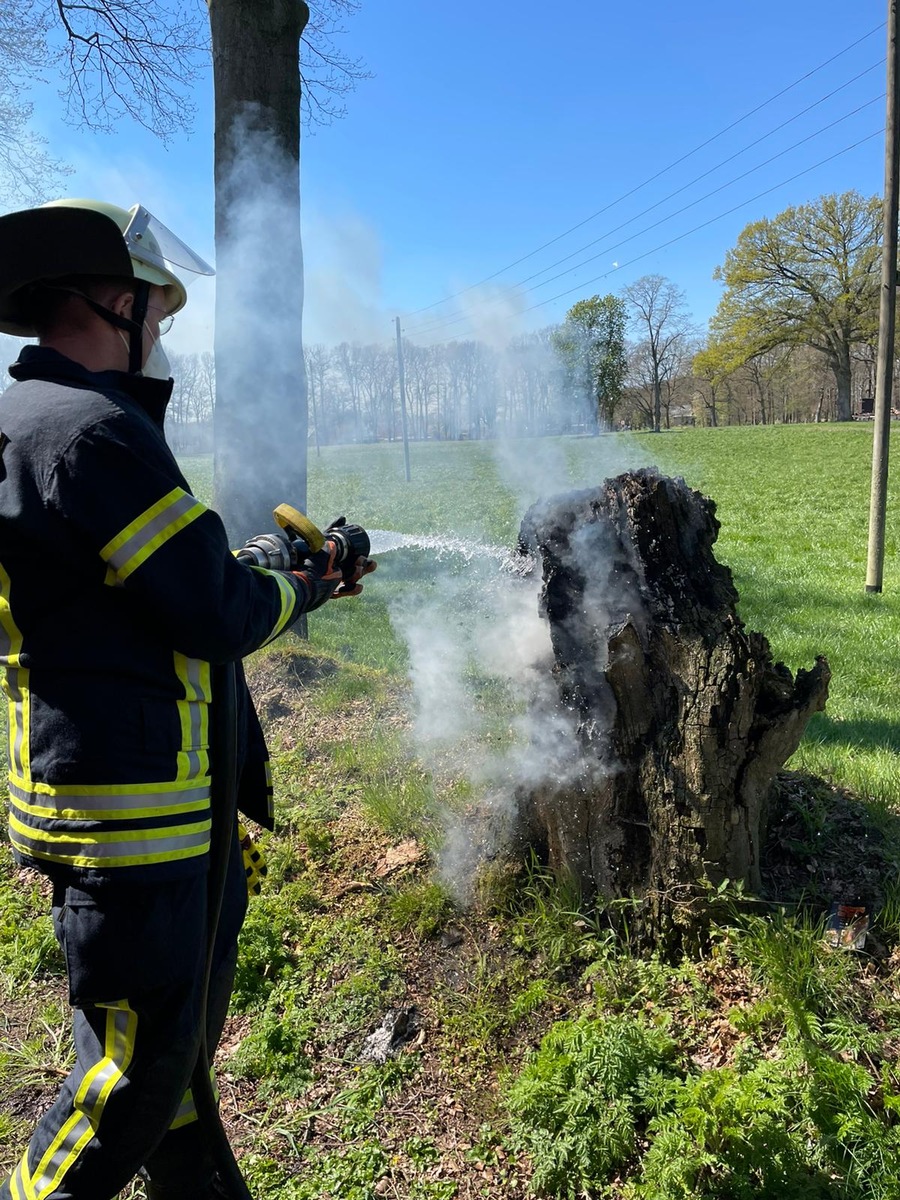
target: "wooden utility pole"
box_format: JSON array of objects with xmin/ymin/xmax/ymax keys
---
[
  {"xmin": 395, "ymin": 317, "xmax": 412, "ymax": 482},
  {"xmin": 866, "ymin": 0, "xmax": 900, "ymax": 593}
]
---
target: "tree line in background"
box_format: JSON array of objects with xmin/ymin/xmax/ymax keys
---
[
  {"xmin": 167, "ymin": 188, "xmax": 886, "ymax": 449},
  {"xmin": 0, "ymin": 187, "xmax": 884, "ymax": 449}
]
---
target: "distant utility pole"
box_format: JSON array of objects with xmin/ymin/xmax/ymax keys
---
[
  {"xmin": 866, "ymin": 0, "xmax": 900, "ymax": 593},
  {"xmin": 395, "ymin": 317, "xmax": 412, "ymax": 482}
]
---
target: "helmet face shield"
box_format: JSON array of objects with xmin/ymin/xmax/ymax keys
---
[
  {"xmin": 0, "ymin": 199, "xmax": 215, "ymax": 335},
  {"xmin": 124, "ymin": 206, "xmax": 215, "ymax": 283}
]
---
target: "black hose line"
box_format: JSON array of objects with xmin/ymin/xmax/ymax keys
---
[{"xmin": 190, "ymin": 661, "xmax": 253, "ymax": 1200}]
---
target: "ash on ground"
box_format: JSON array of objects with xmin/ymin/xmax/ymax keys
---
[{"xmin": 360, "ymin": 1007, "xmax": 422, "ymax": 1063}]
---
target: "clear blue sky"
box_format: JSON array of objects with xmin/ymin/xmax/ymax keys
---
[{"xmin": 17, "ymin": 0, "xmax": 889, "ymax": 351}]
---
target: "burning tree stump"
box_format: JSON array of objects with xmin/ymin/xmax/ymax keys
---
[{"xmin": 519, "ymin": 468, "xmax": 830, "ymax": 943}]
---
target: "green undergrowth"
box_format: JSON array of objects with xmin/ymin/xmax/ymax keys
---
[{"xmin": 504, "ymin": 907, "xmax": 900, "ymax": 1200}]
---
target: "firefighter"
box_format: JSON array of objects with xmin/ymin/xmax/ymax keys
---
[{"xmin": 0, "ymin": 200, "xmax": 372, "ymax": 1200}]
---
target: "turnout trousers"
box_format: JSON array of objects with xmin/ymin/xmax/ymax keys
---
[{"xmin": 1, "ymin": 842, "xmax": 247, "ymax": 1200}]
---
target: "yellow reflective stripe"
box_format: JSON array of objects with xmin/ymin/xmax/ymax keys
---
[
  {"xmin": 8, "ymin": 810, "xmax": 211, "ymax": 869},
  {"xmin": 8, "ymin": 792, "xmax": 209, "ymax": 822},
  {"xmin": 5, "ymin": 667, "xmax": 30, "ymax": 780},
  {"xmin": 28, "ymin": 1003, "xmax": 136, "ymax": 1200},
  {"xmin": 11, "ymin": 840, "xmax": 210, "ymax": 871},
  {"xmin": 101, "ymin": 488, "xmax": 206, "ymax": 582},
  {"xmin": 173, "ymin": 652, "xmax": 211, "ymax": 782},
  {"xmin": 9, "ymin": 824, "xmax": 211, "ymax": 869},
  {"xmin": 10, "ymin": 1158, "xmax": 28, "ymax": 1200},
  {"xmin": 0, "ymin": 565, "xmax": 30, "ymax": 783},
  {"xmin": 7, "ymin": 774, "xmax": 206, "ymax": 798},
  {"xmin": 0, "ymin": 560, "xmax": 23, "ymax": 668},
  {"xmin": 251, "ymin": 566, "xmax": 300, "ymax": 642},
  {"xmin": 9, "ymin": 811, "xmax": 211, "ymax": 847},
  {"xmin": 168, "ymin": 1068, "xmax": 217, "ymax": 1130}
]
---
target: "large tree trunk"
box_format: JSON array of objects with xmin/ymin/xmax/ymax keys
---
[
  {"xmin": 832, "ymin": 343, "xmax": 853, "ymax": 422},
  {"xmin": 208, "ymin": 0, "xmax": 310, "ymax": 544},
  {"xmin": 519, "ymin": 469, "xmax": 830, "ymax": 945}
]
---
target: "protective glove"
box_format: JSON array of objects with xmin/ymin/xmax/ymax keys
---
[
  {"xmin": 235, "ymin": 530, "xmax": 296, "ymax": 571},
  {"xmin": 291, "ymin": 538, "xmax": 344, "ymax": 612},
  {"xmin": 332, "ymin": 555, "xmax": 377, "ymax": 598},
  {"xmin": 238, "ymin": 820, "xmax": 268, "ymax": 896}
]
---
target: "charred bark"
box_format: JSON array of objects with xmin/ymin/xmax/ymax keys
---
[{"xmin": 518, "ymin": 468, "xmax": 830, "ymax": 944}]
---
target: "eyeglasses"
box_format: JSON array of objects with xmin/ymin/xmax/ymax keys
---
[{"xmin": 147, "ymin": 305, "xmax": 175, "ymax": 335}]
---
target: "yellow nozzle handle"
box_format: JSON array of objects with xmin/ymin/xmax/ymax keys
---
[{"xmin": 273, "ymin": 504, "xmax": 326, "ymax": 553}]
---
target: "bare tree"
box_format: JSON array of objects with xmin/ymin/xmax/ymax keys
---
[
  {"xmin": 622, "ymin": 275, "xmax": 695, "ymax": 433},
  {"xmin": 0, "ymin": 2, "xmax": 71, "ymax": 202},
  {"xmin": 12, "ymin": 1, "xmax": 368, "ymax": 145},
  {"xmin": 11, "ymin": 1, "xmax": 369, "ymax": 540}
]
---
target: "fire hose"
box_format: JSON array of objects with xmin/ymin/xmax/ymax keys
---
[{"xmin": 193, "ymin": 506, "xmax": 371, "ymax": 1200}]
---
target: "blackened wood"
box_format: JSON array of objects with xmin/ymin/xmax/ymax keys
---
[{"xmin": 519, "ymin": 468, "xmax": 830, "ymax": 942}]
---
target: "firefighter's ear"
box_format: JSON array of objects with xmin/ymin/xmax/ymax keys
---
[{"xmin": 108, "ymin": 289, "xmax": 136, "ymax": 320}]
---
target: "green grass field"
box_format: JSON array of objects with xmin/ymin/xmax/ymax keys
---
[{"xmin": 186, "ymin": 423, "xmax": 900, "ymax": 804}]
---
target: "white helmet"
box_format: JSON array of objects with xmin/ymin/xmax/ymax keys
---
[
  {"xmin": 41, "ymin": 198, "xmax": 214, "ymax": 315},
  {"xmin": 0, "ymin": 199, "xmax": 214, "ymax": 340}
]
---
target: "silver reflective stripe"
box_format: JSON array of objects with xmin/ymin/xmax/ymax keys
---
[
  {"xmin": 10, "ymin": 1160, "xmax": 27, "ymax": 1200},
  {"xmin": 0, "ymin": 560, "xmax": 18, "ymax": 668},
  {"xmin": 7, "ymin": 667, "xmax": 26, "ymax": 776},
  {"xmin": 181, "ymin": 749, "xmax": 203, "ymax": 778},
  {"xmin": 10, "ymin": 824, "xmax": 210, "ymax": 862},
  {"xmin": 8, "ymin": 780, "xmax": 209, "ymax": 814},
  {"xmin": 169, "ymin": 1068, "xmax": 217, "ymax": 1129},
  {"xmin": 0, "ymin": 606, "xmax": 10, "ymax": 660},
  {"xmin": 105, "ymin": 492, "xmax": 201, "ymax": 577},
  {"xmin": 186, "ymin": 657, "xmax": 203, "ymax": 750},
  {"xmin": 28, "ymin": 1005, "xmax": 136, "ymax": 1200}
]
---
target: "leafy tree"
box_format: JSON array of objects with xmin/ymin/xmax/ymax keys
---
[
  {"xmin": 709, "ymin": 191, "xmax": 881, "ymax": 422},
  {"xmin": 552, "ymin": 294, "xmax": 628, "ymax": 430}
]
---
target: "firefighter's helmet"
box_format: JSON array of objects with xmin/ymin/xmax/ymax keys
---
[{"xmin": 0, "ymin": 199, "xmax": 214, "ymax": 337}]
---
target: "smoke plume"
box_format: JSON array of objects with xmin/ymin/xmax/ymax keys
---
[{"xmin": 388, "ymin": 424, "xmax": 650, "ymax": 904}]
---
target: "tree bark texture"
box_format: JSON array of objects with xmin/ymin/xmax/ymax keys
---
[
  {"xmin": 518, "ymin": 468, "xmax": 830, "ymax": 942},
  {"xmin": 832, "ymin": 343, "xmax": 853, "ymax": 422},
  {"xmin": 208, "ymin": 0, "xmax": 310, "ymax": 544}
]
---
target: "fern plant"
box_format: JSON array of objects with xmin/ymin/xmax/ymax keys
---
[{"xmin": 505, "ymin": 1012, "xmax": 678, "ymax": 1198}]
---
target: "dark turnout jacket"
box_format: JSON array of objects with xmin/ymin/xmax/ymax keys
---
[{"xmin": 0, "ymin": 347, "xmax": 304, "ymax": 885}]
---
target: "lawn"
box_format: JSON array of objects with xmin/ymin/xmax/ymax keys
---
[
  {"xmin": 2, "ymin": 424, "xmax": 900, "ymax": 1199},
  {"xmin": 185, "ymin": 422, "xmax": 900, "ymax": 801}
]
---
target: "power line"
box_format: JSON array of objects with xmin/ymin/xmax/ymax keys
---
[
  {"xmin": 406, "ymin": 61, "xmax": 884, "ymax": 338},
  {"xmin": 425, "ymin": 128, "xmax": 883, "ymax": 344},
  {"xmin": 403, "ymin": 21, "xmax": 885, "ymax": 322},
  {"xmin": 412, "ymin": 97, "xmax": 884, "ymax": 341}
]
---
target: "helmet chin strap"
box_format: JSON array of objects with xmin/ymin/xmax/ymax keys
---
[
  {"xmin": 126, "ymin": 282, "xmax": 150, "ymax": 374},
  {"xmin": 72, "ymin": 279, "xmax": 150, "ymax": 374}
]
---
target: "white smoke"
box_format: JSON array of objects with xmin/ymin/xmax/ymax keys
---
[
  {"xmin": 386, "ymin": 369, "xmax": 654, "ymax": 901},
  {"xmin": 303, "ymin": 208, "xmax": 391, "ymax": 345}
]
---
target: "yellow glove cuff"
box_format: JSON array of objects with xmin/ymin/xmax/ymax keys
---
[{"xmin": 238, "ymin": 820, "xmax": 268, "ymax": 897}]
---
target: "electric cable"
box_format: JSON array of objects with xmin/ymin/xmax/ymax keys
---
[
  {"xmin": 403, "ymin": 21, "xmax": 884, "ymax": 321},
  {"xmin": 406, "ymin": 64, "xmax": 884, "ymax": 338},
  {"xmin": 426, "ymin": 127, "xmax": 883, "ymax": 344},
  {"xmin": 412, "ymin": 98, "xmax": 884, "ymax": 342}
]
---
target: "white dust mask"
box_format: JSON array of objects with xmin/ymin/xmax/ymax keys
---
[{"xmin": 141, "ymin": 327, "xmax": 172, "ymax": 381}]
